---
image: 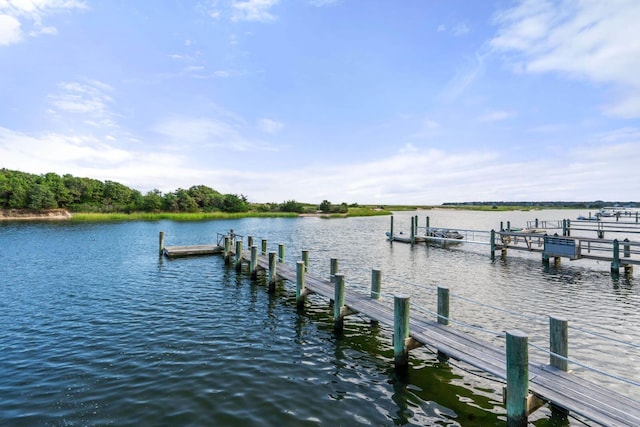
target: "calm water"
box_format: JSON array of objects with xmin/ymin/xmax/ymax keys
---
[{"xmin": 1, "ymin": 210, "xmax": 638, "ymax": 426}]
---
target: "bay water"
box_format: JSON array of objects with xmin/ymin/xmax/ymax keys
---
[{"xmin": 1, "ymin": 209, "xmax": 638, "ymax": 426}]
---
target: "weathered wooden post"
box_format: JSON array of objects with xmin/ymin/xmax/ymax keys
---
[
  {"xmin": 490, "ymin": 229, "xmax": 496, "ymax": 259},
  {"xmin": 562, "ymin": 219, "xmax": 567, "ymax": 236},
  {"xmin": 394, "ymin": 295, "xmax": 410, "ymax": 368},
  {"xmin": 371, "ymin": 269, "xmax": 381, "ymax": 299},
  {"xmin": 234, "ymin": 240, "xmax": 243, "ymax": 271},
  {"xmin": 250, "ymin": 245, "xmax": 258, "ymax": 278},
  {"xmin": 296, "ymin": 261, "xmax": 306, "ymax": 308},
  {"xmin": 437, "ymin": 287, "xmax": 449, "ymax": 325},
  {"xmin": 624, "ymin": 238, "xmax": 631, "ymax": 258},
  {"xmin": 506, "ymin": 330, "xmax": 529, "ymax": 427},
  {"xmin": 278, "ymin": 243, "xmax": 285, "ymax": 263},
  {"xmin": 159, "ymin": 231, "xmax": 165, "ymax": 255},
  {"xmin": 550, "ymin": 316, "xmax": 568, "ymax": 371},
  {"xmin": 566, "ymin": 219, "xmax": 571, "ymax": 237},
  {"xmin": 426, "ymin": 216, "xmax": 430, "ymax": 229},
  {"xmin": 550, "ymin": 316, "xmax": 569, "ymax": 419},
  {"xmin": 507, "ymin": 221, "xmax": 511, "ymax": 232},
  {"xmin": 302, "ymin": 250, "xmax": 309, "ymax": 272},
  {"xmin": 261, "ymin": 239, "xmax": 268, "ymax": 256},
  {"xmin": 389, "ymin": 215, "xmax": 394, "ymax": 241},
  {"xmin": 410, "ymin": 216, "xmax": 415, "ymax": 245},
  {"xmin": 247, "ymin": 235, "xmax": 254, "ymax": 248},
  {"xmin": 500, "ymin": 221, "xmax": 504, "ymax": 232},
  {"xmin": 535, "ymin": 218, "xmax": 539, "ymax": 228},
  {"xmin": 611, "ymin": 239, "xmax": 620, "ymax": 274},
  {"xmin": 334, "ymin": 273, "xmax": 345, "ymax": 331},
  {"xmin": 268, "ymin": 251, "xmax": 277, "ymax": 292},
  {"xmin": 330, "ymin": 258, "xmax": 338, "ymax": 277},
  {"xmin": 224, "ymin": 236, "xmax": 231, "ymax": 265}
]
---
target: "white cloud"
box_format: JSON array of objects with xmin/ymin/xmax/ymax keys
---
[
  {"xmin": 0, "ymin": 0, "xmax": 85, "ymax": 45},
  {"xmin": 152, "ymin": 115, "xmax": 279, "ymax": 152},
  {"xmin": 257, "ymin": 118, "xmax": 283, "ymax": 134},
  {"xmin": 0, "ymin": 14, "xmax": 22, "ymax": 45},
  {"xmin": 231, "ymin": 0, "xmax": 279, "ymax": 23},
  {"xmin": 48, "ymin": 80, "xmax": 119, "ymax": 129},
  {"xmin": 491, "ymin": 0, "xmax": 640, "ymax": 118},
  {"xmin": 477, "ymin": 110, "xmax": 516, "ymax": 123}
]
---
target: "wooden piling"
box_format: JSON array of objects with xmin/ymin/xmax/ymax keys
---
[
  {"xmin": 334, "ymin": 273, "xmax": 345, "ymax": 331},
  {"xmin": 371, "ymin": 269, "xmax": 381, "ymax": 299},
  {"xmin": 624, "ymin": 238, "xmax": 631, "ymax": 258},
  {"xmin": 550, "ymin": 316, "xmax": 568, "ymax": 371},
  {"xmin": 393, "ymin": 295, "xmax": 410, "ymax": 368},
  {"xmin": 278, "ymin": 243, "xmax": 285, "ymax": 263},
  {"xmin": 261, "ymin": 239, "xmax": 267, "ymax": 255},
  {"xmin": 611, "ymin": 239, "xmax": 620, "ymax": 274},
  {"xmin": 550, "ymin": 316, "xmax": 570, "ymax": 419},
  {"xmin": 410, "ymin": 216, "xmax": 415, "ymax": 245},
  {"xmin": 302, "ymin": 250, "xmax": 309, "ymax": 272},
  {"xmin": 506, "ymin": 330, "xmax": 529, "ymax": 427},
  {"xmin": 224, "ymin": 236, "xmax": 231, "ymax": 265},
  {"xmin": 250, "ymin": 245, "xmax": 258, "ymax": 278},
  {"xmin": 330, "ymin": 258, "xmax": 339, "ymax": 277},
  {"xmin": 247, "ymin": 235, "xmax": 254, "ymax": 248},
  {"xmin": 268, "ymin": 251, "xmax": 277, "ymax": 292},
  {"xmin": 490, "ymin": 229, "xmax": 496, "ymax": 259},
  {"xmin": 390, "ymin": 215, "xmax": 394, "ymax": 241},
  {"xmin": 437, "ymin": 287, "xmax": 449, "ymax": 325},
  {"xmin": 159, "ymin": 231, "xmax": 165, "ymax": 255},
  {"xmin": 234, "ymin": 240, "xmax": 243, "ymax": 271},
  {"xmin": 296, "ymin": 261, "xmax": 306, "ymax": 308}
]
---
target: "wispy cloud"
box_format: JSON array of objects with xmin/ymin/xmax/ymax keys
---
[
  {"xmin": 48, "ymin": 80, "xmax": 119, "ymax": 129},
  {"xmin": 308, "ymin": 0, "xmax": 340, "ymax": 6},
  {"xmin": 477, "ymin": 109, "xmax": 516, "ymax": 123},
  {"xmin": 452, "ymin": 23, "xmax": 470, "ymax": 36},
  {"xmin": 0, "ymin": 0, "xmax": 86, "ymax": 46},
  {"xmin": 231, "ymin": 0, "xmax": 279, "ymax": 23},
  {"xmin": 257, "ymin": 118, "xmax": 284, "ymax": 134},
  {"xmin": 440, "ymin": 52, "xmax": 486, "ymax": 101},
  {"xmin": 490, "ymin": 0, "xmax": 640, "ymax": 118},
  {"xmin": 152, "ymin": 115, "xmax": 279, "ymax": 152}
]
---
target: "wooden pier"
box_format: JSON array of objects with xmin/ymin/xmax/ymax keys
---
[
  {"xmin": 388, "ymin": 215, "xmax": 640, "ymax": 275},
  {"xmin": 160, "ymin": 231, "xmax": 640, "ymax": 426}
]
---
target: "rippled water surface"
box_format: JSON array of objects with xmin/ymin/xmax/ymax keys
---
[{"xmin": 1, "ymin": 210, "xmax": 638, "ymax": 426}]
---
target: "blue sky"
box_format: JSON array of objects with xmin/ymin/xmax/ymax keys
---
[{"xmin": 1, "ymin": 0, "xmax": 639, "ymax": 204}]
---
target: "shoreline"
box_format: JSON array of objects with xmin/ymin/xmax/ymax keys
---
[{"xmin": 0, "ymin": 209, "xmax": 72, "ymax": 221}]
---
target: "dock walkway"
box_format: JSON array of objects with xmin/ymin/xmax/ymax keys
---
[
  {"xmin": 159, "ymin": 231, "xmax": 640, "ymax": 426},
  {"xmin": 239, "ymin": 249, "xmax": 640, "ymax": 427}
]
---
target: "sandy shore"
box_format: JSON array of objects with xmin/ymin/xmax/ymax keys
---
[{"xmin": 0, "ymin": 209, "xmax": 72, "ymax": 221}]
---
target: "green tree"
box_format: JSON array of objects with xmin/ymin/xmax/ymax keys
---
[
  {"xmin": 221, "ymin": 193, "xmax": 248, "ymax": 213},
  {"xmin": 280, "ymin": 200, "xmax": 304, "ymax": 213},
  {"xmin": 28, "ymin": 184, "xmax": 58, "ymax": 210},
  {"xmin": 319, "ymin": 200, "xmax": 332, "ymax": 213},
  {"xmin": 143, "ymin": 189, "xmax": 164, "ymax": 212}
]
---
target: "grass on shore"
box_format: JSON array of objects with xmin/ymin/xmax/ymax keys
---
[
  {"xmin": 70, "ymin": 211, "xmax": 299, "ymax": 222},
  {"xmin": 70, "ymin": 207, "xmax": 392, "ymax": 222}
]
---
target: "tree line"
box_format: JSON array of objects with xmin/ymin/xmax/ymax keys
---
[{"xmin": 0, "ymin": 168, "xmax": 249, "ymax": 213}]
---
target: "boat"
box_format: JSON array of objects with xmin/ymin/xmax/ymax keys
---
[{"xmin": 427, "ymin": 229, "xmax": 464, "ymax": 240}]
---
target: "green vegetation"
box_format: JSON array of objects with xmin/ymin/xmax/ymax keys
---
[{"xmin": 0, "ymin": 168, "xmax": 390, "ymax": 220}]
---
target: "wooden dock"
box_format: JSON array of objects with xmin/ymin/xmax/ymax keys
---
[
  {"xmin": 236, "ymin": 247, "xmax": 640, "ymax": 426},
  {"xmin": 162, "ymin": 244, "xmax": 222, "ymax": 257},
  {"xmin": 159, "ymin": 231, "xmax": 640, "ymax": 425}
]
